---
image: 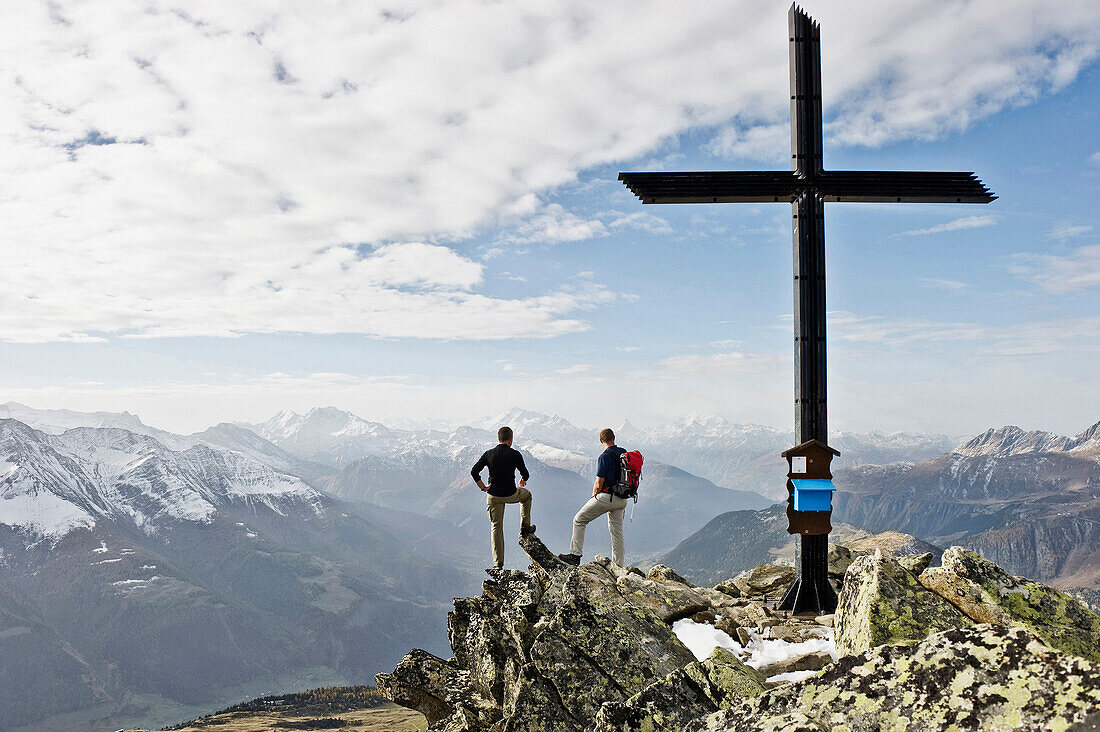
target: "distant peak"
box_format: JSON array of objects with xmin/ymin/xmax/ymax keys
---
[{"xmin": 955, "ymin": 424, "xmax": 1070, "ymax": 458}]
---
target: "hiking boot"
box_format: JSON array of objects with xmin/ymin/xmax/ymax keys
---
[
  {"xmin": 520, "ymin": 524, "xmax": 536, "ymax": 536},
  {"xmin": 557, "ymin": 553, "xmax": 581, "ymax": 566}
]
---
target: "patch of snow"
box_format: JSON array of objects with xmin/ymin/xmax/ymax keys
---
[
  {"xmin": 673, "ymin": 619, "xmax": 837, "ymax": 673},
  {"xmin": 767, "ymin": 669, "xmax": 819, "ymax": 684},
  {"xmin": 92, "ymin": 541, "xmax": 110, "ymax": 554},
  {"xmin": 0, "ymin": 492, "xmax": 95, "ymax": 539},
  {"xmin": 141, "ymin": 564, "xmax": 156, "ymax": 570},
  {"xmin": 112, "ymin": 579, "xmax": 146, "ymax": 586},
  {"xmin": 741, "ymin": 632, "xmax": 836, "ymax": 669},
  {"xmin": 92, "ymin": 557, "xmax": 122, "ymax": 564},
  {"xmin": 246, "ymin": 532, "xmax": 257, "ymax": 538},
  {"xmin": 672, "ymin": 618, "xmax": 741, "ymax": 660}
]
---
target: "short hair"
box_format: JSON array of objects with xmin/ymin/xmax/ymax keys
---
[
  {"xmin": 599, "ymin": 428, "xmax": 615, "ymax": 444},
  {"xmin": 498, "ymin": 426, "xmax": 513, "ymax": 442}
]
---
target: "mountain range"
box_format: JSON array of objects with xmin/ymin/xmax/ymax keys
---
[
  {"xmin": 0, "ymin": 413, "xmax": 471, "ymax": 730},
  {"xmin": 2, "ymin": 400, "xmax": 1097, "ymax": 730},
  {"xmin": 833, "ymin": 421, "xmax": 1100, "ymax": 586},
  {"xmin": 656, "ymin": 419, "xmax": 1100, "ymax": 591}
]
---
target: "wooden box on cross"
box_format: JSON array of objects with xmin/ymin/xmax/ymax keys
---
[{"xmin": 782, "ymin": 439, "xmax": 839, "ymax": 535}]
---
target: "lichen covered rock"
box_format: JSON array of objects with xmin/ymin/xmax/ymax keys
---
[
  {"xmin": 693, "ymin": 625, "xmax": 1100, "ymax": 732},
  {"xmin": 834, "ymin": 549, "xmax": 971, "ymax": 655},
  {"xmin": 648, "ymin": 564, "xmax": 692, "ymax": 586},
  {"xmin": 591, "ymin": 647, "xmax": 763, "ymax": 732},
  {"xmin": 896, "ymin": 551, "xmax": 933, "ymax": 576},
  {"xmin": 382, "ymin": 535, "xmax": 1098, "ymax": 732},
  {"xmin": 922, "ymin": 546, "xmax": 1100, "ymax": 662},
  {"xmin": 380, "ymin": 534, "xmax": 714, "ymax": 731},
  {"xmin": 732, "ymin": 564, "xmax": 794, "ymax": 598}
]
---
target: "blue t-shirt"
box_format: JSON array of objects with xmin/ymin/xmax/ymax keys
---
[{"xmin": 597, "ymin": 445, "xmax": 626, "ymax": 488}]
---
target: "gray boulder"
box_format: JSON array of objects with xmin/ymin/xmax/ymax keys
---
[
  {"xmin": 692, "ymin": 625, "xmax": 1100, "ymax": 731},
  {"xmin": 920, "ymin": 546, "xmax": 1100, "ymax": 662},
  {"xmin": 753, "ymin": 650, "xmax": 832, "ymax": 683},
  {"xmin": 381, "ymin": 534, "xmax": 707, "ymax": 731},
  {"xmin": 896, "ymin": 551, "xmax": 934, "ymax": 576},
  {"xmin": 732, "ymin": 565, "xmax": 793, "ymax": 598},
  {"xmin": 591, "ymin": 647, "xmax": 763, "ymax": 732},
  {"xmin": 648, "ymin": 564, "xmax": 693, "ymax": 586},
  {"xmin": 834, "ymin": 550, "xmax": 972, "ymax": 655}
]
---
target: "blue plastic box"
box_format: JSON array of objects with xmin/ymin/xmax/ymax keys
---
[{"xmin": 792, "ymin": 478, "xmax": 836, "ymax": 512}]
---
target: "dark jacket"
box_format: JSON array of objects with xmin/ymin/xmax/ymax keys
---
[{"xmin": 471, "ymin": 444, "xmax": 530, "ymax": 497}]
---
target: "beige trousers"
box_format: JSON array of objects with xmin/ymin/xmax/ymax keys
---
[
  {"xmin": 570, "ymin": 493, "xmax": 628, "ymax": 566},
  {"xmin": 486, "ymin": 486, "xmax": 533, "ymax": 568}
]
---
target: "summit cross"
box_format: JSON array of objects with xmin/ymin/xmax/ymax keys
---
[{"xmin": 618, "ymin": 5, "xmax": 994, "ymax": 613}]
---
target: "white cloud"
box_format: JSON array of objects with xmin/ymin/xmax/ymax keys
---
[
  {"xmin": 498, "ymin": 203, "xmax": 607, "ymax": 245},
  {"xmin": 606, "ymin": 211, "xmax": 673, "ymax": 235},
  {"xmin": 892, "ymin": 215, "xmax": 998, "ymax": 237},
  {"xmin": 1088, "ymin": 152, "xmax": 1100, "ymax": 166},
  {"xmin": 1, "ymin": 1, "xmax": 1098, "ymax": 341},
  {"xmin": 1009, "ymin": 244, "xmax": 1100, "ymax": 294},
  {"xmin": 828, "ymin": 310, "xmax": 1100, "ymax": 356},
  {"xmin": 917, "ymin": 278, "xmax": 974, "ymax": 293},
  {"xmin": 641, "ymin": 350, "xmax": 786, "ymax": 378},
  {"xmin": 1045, "ymin": 223, "xmax": 1094, "ymax": 241},
  {"xmin": 828, "ymin": 311, "xmax": 985, "ymax": 346}
]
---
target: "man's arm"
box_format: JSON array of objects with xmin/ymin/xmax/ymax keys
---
[
  {"xmin": 471, "ymin": 452, "xmax": 490, "ymax": 492},
  {"xmin": 517, "ymin": 452, "xmax": 530, "ymax": 487},
  {"xmin": 593, "ymin": 476, "xmax": 604, "ymax": 497}
]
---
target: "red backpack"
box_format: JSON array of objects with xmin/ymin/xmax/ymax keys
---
[{"xmin": 611, "ymin": 450, "xmax": 644, "ymax": 501}]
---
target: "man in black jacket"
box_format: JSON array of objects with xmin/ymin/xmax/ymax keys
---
[{"xmin": 471, "ymin": 426, "xmax": 534, "ymax": 568}]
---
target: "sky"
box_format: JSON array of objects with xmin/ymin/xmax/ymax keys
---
[{"xmin": 1, "ymin": 0, "xmax": 1099, "ymax": 436}]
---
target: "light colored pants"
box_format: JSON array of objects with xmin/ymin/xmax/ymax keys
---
[
  {"xmin": 570, "ymin": 493, "xmax": 628, "ymax": 566},
  {"xmin": 487, "ymin": 486, "xmax": 533, "ymax": 568}
]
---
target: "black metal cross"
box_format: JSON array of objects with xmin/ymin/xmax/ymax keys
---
[{"xmin": 618, "ymin": 5, "xmax": 994, "ymax": 613}]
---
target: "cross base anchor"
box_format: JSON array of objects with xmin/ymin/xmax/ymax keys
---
[{"xmin": 778, "ymin": 534, "xmax": 837, "ymax": 614}]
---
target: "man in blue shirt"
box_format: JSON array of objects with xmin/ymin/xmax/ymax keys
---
[{"xmin": 558, "ymin": 428, "xmax": 628, "ymax": 566}]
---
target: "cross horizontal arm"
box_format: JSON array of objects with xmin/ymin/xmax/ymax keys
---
[
  {"xmin": 816, "ymin": 171, "xmax": 996, "ymax": 203},
  {"xmin": 618, "ymin": 170, "xmax": 996, "ymax": 204},
  {"xmin": 618, "ymin": 171, "xmax": 802, "ymax": 203}
]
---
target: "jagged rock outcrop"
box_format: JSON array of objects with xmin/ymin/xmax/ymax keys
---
[
  {"xmin": 377, "ymin": 534, "xmax": 758, "ymax": 732},
  {"xmin": 920, "ymin": 546, "xmax": 1100, "ymax": 662},
  {"xmin": 381, "ymin": 535, "xmax": 1100, "ymax": 732},
  {"xmin": 693, "ymin": 625, "xmax": 1100, "ymax": 731},
  {"xmin": 834, "ymin": 550, "xmax": 972, "ymax": 655},
  {"xmin": 591, "ymin": 647, "xmax": 762, "ymax": 732}
]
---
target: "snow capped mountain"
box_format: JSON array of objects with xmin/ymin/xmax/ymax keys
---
[
  {"xmin": 254, "ymin": 406, "xmax": 433, "ymax": 466},
  {"xmin": 954, "ymin": 421, "xmax": 1100, "ymax": 458},
  {"xmin": 0, "ymin": 401, "xmax": 195, "ymax": 450},
  {"xmin": 954, "ymin": 425, "xmax": 1071, "ymax": 458},
  {"xmin": 0, "ymin": 418, "xmax": 318, "ymax": 542},
  {"xmin": 193, "ymin": 422, "xmax": 333, "ymax": 482},
  {"xmin": 484, "ymin": 408, "xmax": 593, "ymax": 454}
]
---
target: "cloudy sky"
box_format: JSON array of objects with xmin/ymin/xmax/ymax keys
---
[{"xmin": 2, "ymin": 0, "xmax": 1099, "ymax": 436}]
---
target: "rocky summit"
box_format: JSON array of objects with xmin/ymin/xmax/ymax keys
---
[{"xmin": 379, "ymin": 534, "xmax": 1100, "ymax": 731}]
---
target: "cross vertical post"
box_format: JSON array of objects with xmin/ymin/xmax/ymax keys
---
[
  {"xmin": 617, "ymin": 4, "xmax": 994, "ymax": 615},
  {"xmin": 782, "ymin": 7, "xmax": 835, "ymax": 614}
]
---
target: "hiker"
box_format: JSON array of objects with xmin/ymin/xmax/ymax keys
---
[
  {"xmin": 471, "ymin": 426, "xmax": 534, "ymax": 569},
  {"xmin": 558, "ymin": 427, "xmax": 627, "ymax": 567}
]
